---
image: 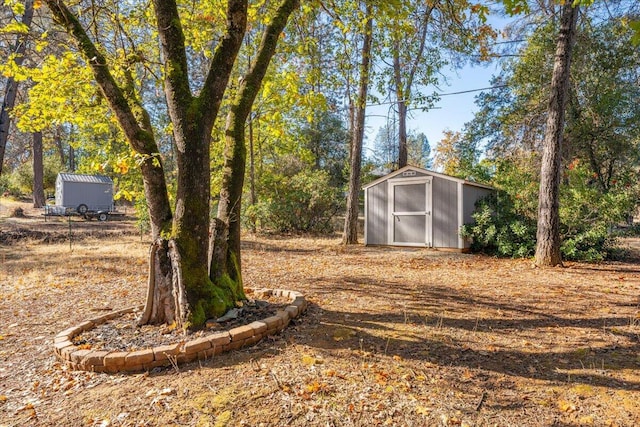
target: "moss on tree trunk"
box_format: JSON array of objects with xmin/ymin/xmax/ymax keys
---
[
  {"xmin": 212, "ymin": 0, "xmax": 300, "ymax": 284},
  {"xmin": 44, "ymin": 0, "xmax": 296, "ymax": 330}
]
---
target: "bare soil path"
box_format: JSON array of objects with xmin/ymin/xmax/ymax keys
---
[{"xmin": 1, "ymin": 199, "xmax": 639, "ymax": 426}]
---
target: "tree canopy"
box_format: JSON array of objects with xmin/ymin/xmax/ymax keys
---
[{"xmin": 0, "ymin": 0, "xmax": 638, "ymax": 328}]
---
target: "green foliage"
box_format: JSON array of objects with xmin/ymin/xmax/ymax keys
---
[
  {"xmin": 6, "ymin": 156, "xmax": 62, "ymax": 196},
  {"xmin": 462, "ymin": 158, "xmax": 639, "ymax": 262},
  {"xmin": 299, "ymin": 110, "xmax": 349, "ymax": 188},
  {"xmin": 246, "ymin": 164, "xmax": 342, "ymax": 233},
  {"xmin": 134, "ymin": 197, "xmax": 151, "ymax": 235},
  {"xmin": 631, "ymin": 20, "xmax": 640, "ymax": 45},
  {"xmin": 458, "ymin": 8, "xmax": 640, "ymax": 263},
  {"xmin": 372, "ymin": 124, "xmax": 431, "ymax": 170},
  {"xmin": 432, "ymin": 129, "xmax": 492, "ymax": 181},
  {"xmin": 0, "ymin": 174, "xmax": 18, "ymax": 197},
  {"xmin": 558, "ymin": 160, "xmax": 638, "ymax": 261},
  {"xmin": 560, "ymin": 225, "xmax": 610, "ymax": 262},
  {"xmin": 461, "ymin": 191, "xmax": 537, "ymax": 258},
  {"xmin": 489, "ymin": 156, "xmax": 539, "ymax": 219},
  {"xmin": 11, "ymin": 52, "xmax": 108, "ymax": 133},
  {"xmin": 501, "ymin": 0, "xmax": 530, "ymax": 16}
]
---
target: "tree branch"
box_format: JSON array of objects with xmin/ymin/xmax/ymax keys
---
[
  {"xmin": 152, "ymin": 0, "xmax": 193, "ymax": 127},
  {"xmin": 198, "ymin": 0, "xmax": 248, "ymax": 131},
  {"xmin": 405, "ymin": 4, "xmax": 436, "ymax": 96},
  {"xmin": 43, "ymin": 0, "xmax": 155, "ymax": 154},
  {"xmin": 235, "ymin": 0, "xmax": 300, "ymax": 119}
]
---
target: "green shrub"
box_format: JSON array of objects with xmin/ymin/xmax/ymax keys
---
[
  {"xmin": 7, "ymin": 157, "xmax": 62, "ymax": 196},
  {"xmin": 247, "ymin": 168, "xmax": 342, "ymax": 233},
  {"xmin": 558, "ymin": 162, "xmax": 636, "ymax": 261},
  {"xmin": 462, "ymin": 159, "xmax": 637, "ymax": 261},
  {"xmin": 560, "ymin": 225, "xmax": 610, "ymax": 262},
  {"xmin": 461, "ymin": 192, "xmax": 537, "ymax": 258},
  {"xmin": 0, "ymin": 173, "xmax": 19, "ymax": 197}
]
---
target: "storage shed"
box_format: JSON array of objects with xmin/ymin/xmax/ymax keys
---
[
  {"xmin": 55, "ymin": 173, "xmax": 114, "ymax": 213},
  {"xmin": 364, "ymin": 166, "xmax": 494, "ymax": 249}
]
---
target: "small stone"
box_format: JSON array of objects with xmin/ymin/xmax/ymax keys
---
[{"xmin": 216, "ymin": 308, "xmax": 241, "ymax": 323}]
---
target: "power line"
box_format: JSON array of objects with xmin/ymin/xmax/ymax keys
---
[
  {"xmin": 365, "ymin": 83, "xmax": 508, "ymax": 108},
  {"xmin": 437, "ymin": 84, "xmax": 508, "ymax": 97}
]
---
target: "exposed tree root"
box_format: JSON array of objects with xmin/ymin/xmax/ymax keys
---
[{"xmin": 138, "ymin": 239, "xmax": 189, "ymax": 329}]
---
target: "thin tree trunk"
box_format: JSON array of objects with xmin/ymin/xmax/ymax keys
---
[
  {"xmin": 0, "ymin": 0, "xmax": 35, "ymax": 176},
  {"xmin": 54, "ymin": 126, "xmax": 67, "ymax": 168},
  {"xmin": 343, "ymin": 2, "xmax": 373, "ymax": 245},
  {"xmin": 393, "ymin": 42, "xmax": 408, "ymax": 168},
  {"xmin": 32, "ymin": 131, "xmax": 45, "ymax": 207},
  {"xmin": 535, "ymin": 3, "xmax": 579, "ymax": 267},
  {"xmin": 214, "ymin": 0, "xmax": 300, "ymax": 285},
  {"xmin": 392, "ymin": 5, "xmax": 433, "ymax": 170},
  {"xmin": 68, "ymin": 145, "xmax": 75, "ymax": 171}
]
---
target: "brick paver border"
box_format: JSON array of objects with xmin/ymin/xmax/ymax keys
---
[{"xmin": 53, "ymin": 289, "xmax": 307, "ymax": 373}]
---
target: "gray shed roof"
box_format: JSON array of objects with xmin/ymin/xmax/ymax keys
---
[
  {"xmin": 363, "ymin": 165, "xmax": 494, "ymax": 191},
  {"xmin": 58, "ymin": 173, "xmax": 113, "ymax": 184}
]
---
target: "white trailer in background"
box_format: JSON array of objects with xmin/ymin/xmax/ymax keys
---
[{"xmin": 46, "ymin": 173, "xmax": 115, "ymax": 221}]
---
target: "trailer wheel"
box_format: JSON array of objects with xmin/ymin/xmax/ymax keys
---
[
  {"xmin": 97, "ymin": 212, "xmax": 108, "ymax": 222},
  {"xmin": 77, "ymin": 204, "xmax": 88, "ymax": 214}
]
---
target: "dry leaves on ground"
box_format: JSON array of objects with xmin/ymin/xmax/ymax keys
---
[{"xmin": 1, "ymin": 201, "xmax": 639, "ymax": 426}]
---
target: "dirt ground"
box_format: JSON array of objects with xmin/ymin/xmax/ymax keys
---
[{"xmin": 1, "ymin": 199, "xmax": 639, "ymax": 427}]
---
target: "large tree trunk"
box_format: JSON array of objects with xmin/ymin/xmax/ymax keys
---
[
  {"xmin": 343, "ymin": 2, "xmax": 373, "ymax": 245},
  {"xmin": 141, "ymin": 0, "xmax": 247, "ymax": 328},
  {"xmin": 45, "ymin": 0, "xmax": 248, "ymax": 329},
  {"xmin": 32, "ymin": 132, "xmax": 45, "ymax": 208},
  {"xmin": 534, "ymin": 3, "xmax": 579, "ymax": 267},
  {"xmin": 213, "ymin": 0, "xmax": 300, "ymax": 286},
  {"xmin": 0, "ymin": 0, "xmax": 35, "ymax": 176}
]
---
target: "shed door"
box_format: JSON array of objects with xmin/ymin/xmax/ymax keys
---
[{"xmin": 388, "ymin": 178, "xmax": 432, "ymax": 247}]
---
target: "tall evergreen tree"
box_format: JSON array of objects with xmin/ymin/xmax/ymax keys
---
[{"xmin": 534, "ymin": 2, "xmax": 579, "ymax": 267}]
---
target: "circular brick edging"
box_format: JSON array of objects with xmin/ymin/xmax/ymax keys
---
[{"xmin": 53, "ymin": 289, "xmax": 307, "ymax": 373}]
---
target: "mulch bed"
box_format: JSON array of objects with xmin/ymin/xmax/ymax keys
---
[{"xmin": 72, "ymin": 297, "xmax": 290, "ymax": 352}]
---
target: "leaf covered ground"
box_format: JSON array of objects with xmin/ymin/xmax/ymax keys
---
[{"xmin": 1, "ymin": 200, "xmax": 639, "ymax": 426}]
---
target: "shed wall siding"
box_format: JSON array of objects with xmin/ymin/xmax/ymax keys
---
[
  {"xmin": 432, "ymin": 177, "xmax": 459, "ymax": 248},
  {"xmin": 462, "ymin": 185, "xmax": 493, "ymax": 223},
  {"xmin": 365, "ymin": 181, "xmax": 388, "ymax": 245},
  {"xmin": 364, "ymin": 166, "xmax": 495, "ymax": 248},
  {"xmin": 55, "ymin": 176, "xmax": 63, "ymax": 207},
  {"xmin": 56, "ymin": 181, "xmax": 113, "ymax": 211}
]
